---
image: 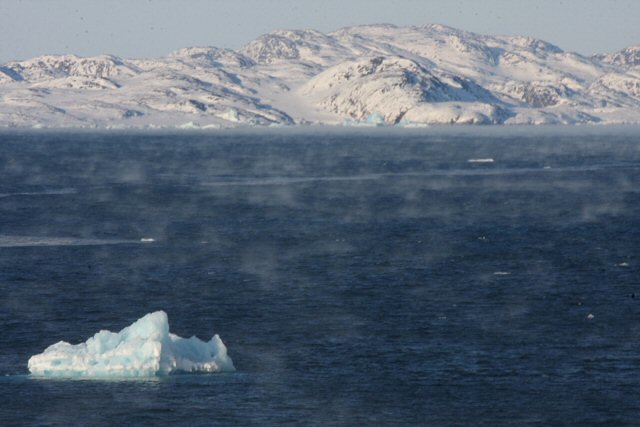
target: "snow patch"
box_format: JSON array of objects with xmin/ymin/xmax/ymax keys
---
[{"xmin": 219, "ymin": 108, "xmax": 240, "ymax": 122}]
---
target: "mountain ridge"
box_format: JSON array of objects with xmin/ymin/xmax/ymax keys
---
[{"xmin": 1, "ymin": 24, "xmax": 639, "ymax": 128}]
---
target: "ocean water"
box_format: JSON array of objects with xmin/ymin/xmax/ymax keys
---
[{"xmin": 1, "ymin": 127, "xmax": 640, "ymax": 426}]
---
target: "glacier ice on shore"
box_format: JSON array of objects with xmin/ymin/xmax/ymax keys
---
[{"xmin": 28, "ymin": 311, "xmax": 235, "ymax": 377}]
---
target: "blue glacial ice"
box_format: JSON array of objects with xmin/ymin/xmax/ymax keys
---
[{"xmin": 28, "ymin": 311, "xmax": 235, "ymax": 377}]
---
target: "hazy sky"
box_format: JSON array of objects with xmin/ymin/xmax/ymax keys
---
[{"xmin": 1, "ymin": 0, "xmax": 638, "ymax": 63}]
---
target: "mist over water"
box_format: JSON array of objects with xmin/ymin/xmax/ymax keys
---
[{"xmin": 1, "ymin": 127, "xmax": 640, "ymax": 425}]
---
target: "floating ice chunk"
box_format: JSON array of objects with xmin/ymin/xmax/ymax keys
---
[
  {"xmin": 201, "ymin": 123, "xmax": 222, "ymax": 129},
  {"xmin": 587, "ymin": 313, "xmax": 595, "ymax": 320},
  {"xmin": 467, "ymin": 158, "xmax": 495, "ymax": 163},
  {"xmin": 398, "ymin": 121, "xmax": 429, "ymax": 128},
  {"xmin": 342, "ymin": 112, "xmax": 385, "ymax": 127},
  {"xmin": 178, "ymin": 121, "xmax": 201, "ymax": 129},
  {"xmin": 28, "ymin": 311, "xmax": 235, "ymax": 378},
  {"xmin": 140, "ymin": 238, "xmax": 155, "ymax": 243},
  {"xmin": 366, "ymin": 113, "xmax": 385, "ymax": 126},
  {"xmin": 176, "ymin": 122, "xmax": 221, "ymax": 130},
  {"xmin": 342, "ymin": 119, "xmax": 377, "ymax": 127}
]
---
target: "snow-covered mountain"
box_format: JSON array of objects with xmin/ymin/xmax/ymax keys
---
[{"xmin": 1, "ymin": 24, "xmax": 640, "ymax": 128}]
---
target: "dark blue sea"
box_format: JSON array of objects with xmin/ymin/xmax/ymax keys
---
[{"xmin": 1, "ymin": 127, "xmax": 640, "ymax": 426}]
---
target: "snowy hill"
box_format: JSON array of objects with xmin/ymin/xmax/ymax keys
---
[
  {"xmin": 594, "ymin": 46, "xmax": 640, "ymax": 68},
  {"xmin": 300, "ymin": 56, "xmax": 507, "ymax": 124},
  {"xmin": 1, "ymin": 24, "xmax": 640, "ymax": 128}
]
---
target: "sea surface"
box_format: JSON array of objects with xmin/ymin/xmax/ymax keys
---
[{"xmin": 1, "ymin": 127, "xmax": 640, "ymax": 426}]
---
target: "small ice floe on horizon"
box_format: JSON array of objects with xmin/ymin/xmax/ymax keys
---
[
  {"xmin": 177, "ymin": 121, "xmax": 222, "ymax": 130},
  {"xmin": 343, "ymin": 112, "xmax": 385, "ymax": 127},
  {"xmin": 178, "ymin": 121, "xmax": 200, "ymax": 129},
  {"xmin": 398, "ymin": 120, "xmax": 429, "ymax": 128},
  {"xmin": 617, "ymin": 262, "xmax": 630, "ymax": 267},
  {"xmin": 493, "ymin": 271, "xmax": 511, "ymax": 276},
  {"xmin": 587, "ymin": 313, "xmax": 595, "ymax": 320},
  {"xmin": 543, "ymin": 166, "xmax": 552, "ymax": 169},
  {"xmin": 467, "ymin": 158, "xmax": 495, "ymax": 163},
  {"xmin": 140, "ymin": 238, "xmax": 155, "ymax": 243},
  {"xmin": 28, "ymin": 311, "xmax": 235, "ymax": 378}
]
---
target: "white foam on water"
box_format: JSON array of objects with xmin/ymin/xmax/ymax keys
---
[
  {"xmin": 0, "ymin": 235, "xmax": 141, "ymax": 248},
  {"xmin": 0, "ymin": 188, "xmax": 77, "ymax": 198},
  {"xmin": 28, "ymin": 311, "xmax": 235, "ymax": 378},
  {"xmin": 203, "ymin": 174, "xmax": 384, "ymax": 187},
  {"xmin": 200, "ymin": 166, "xmax": 615, "ymax": 188}
]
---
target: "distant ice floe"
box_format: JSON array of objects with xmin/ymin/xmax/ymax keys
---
[
  {"xmin": 178, "ymin": 121, "xmax": 222, "ymax": 130},
  {"xmin": 398, "ymin": 121, "xmax": 430, "ymax": 128},
  {"xmin": 28, "ymin": 311, "xmax": 235, "ymax": 378},
  {"xmin": 467, "ymin": 158, "xmax": 495, "ymax": 163}
]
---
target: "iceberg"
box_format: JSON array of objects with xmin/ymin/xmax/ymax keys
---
[
  {"xmin": 365, "ymin": 113, "xmax": 385, "ymax": 126},
  {"xmin": 28, "ymin": 311, "xmax": 235, "ymax": 378},
  {"xmin": 467, "ymin": 158, "xmax": 495, "ymax": 163}
]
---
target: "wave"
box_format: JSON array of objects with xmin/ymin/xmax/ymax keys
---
[
  {"xmin": 200, "ymin": 165, "xmax": 614, "ymax": 187},
  {"xmin": 203, "ymin": 174, "xmax": 384, "ymax": 187},
  {"xmin": 0, "ymin": 188, "xmax": 77, "ymax": 199},
  {"xmin": 0, "ymin": 235, "xmax": 144, "ymax": 248}
]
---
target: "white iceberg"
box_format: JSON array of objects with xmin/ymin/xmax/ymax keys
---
[
  {"xmin": 28, "ymin": 311, "xmax": 235, "ymax": 378},
  {"xmin": 467, "ymin": 158, "xmax": 495, "ymax": 163}
]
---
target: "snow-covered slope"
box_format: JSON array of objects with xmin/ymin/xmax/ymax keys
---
[
  {"xmin": 300, "ymin": 56, "xmax": 507, "ymax": 124},
  {"xmin": 1, "ymin": 24, "xmax": 640, "ymax": 128},
  {"xmin": 594, "ymin": 46, "xmax": 640, "ymax": 69}
]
